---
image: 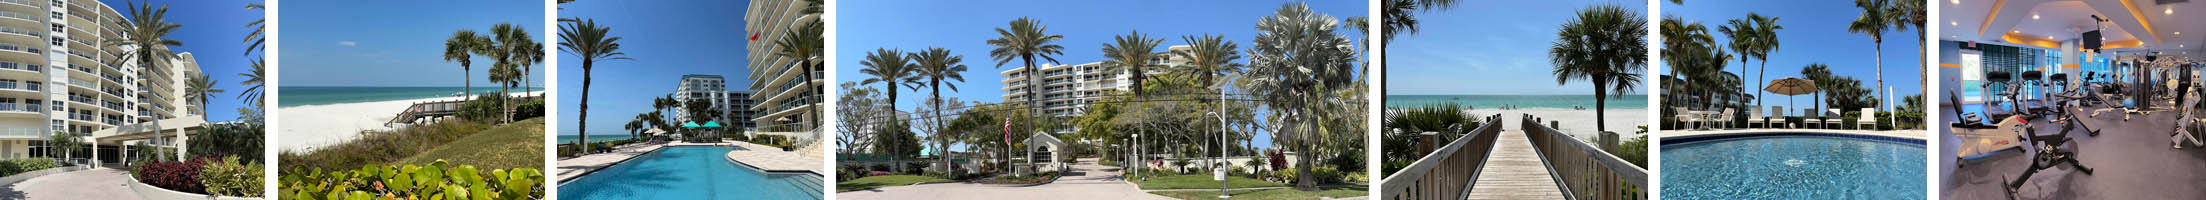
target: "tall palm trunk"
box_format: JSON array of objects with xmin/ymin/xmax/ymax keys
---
[
  {"xmin": 1595, "ymin": 78, "xmax": 1609, "ymax": 133},
  {"xmin": 1017, "ymin": 54, "xmax": 1034, "ymax": 174},
  {"xmin": 1873, "ymin": 40, "xmax": 1884, "ymax": 124},
  {"xmin": 932, "ymin": 80, "xmax": 949, "ymax": 174},
  {"xmin": 1743, "ymin": 58, "xmax": 1753, "ymax": 111},
  {"xmin": 580, "ymin": 58, "xmax": 592, "ymax": 152}
]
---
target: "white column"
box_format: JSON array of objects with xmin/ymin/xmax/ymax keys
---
[{"xmin": 176, "ymin": 128, "xmax": 189, "ymax": 160}]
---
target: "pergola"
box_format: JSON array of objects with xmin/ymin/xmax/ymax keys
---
[{"xmin": 88, "ymin": 117, "xmax": 208, "ymax": 168}]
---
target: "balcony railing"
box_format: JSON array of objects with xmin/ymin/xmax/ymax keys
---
[
  {"xmin": 0, "ymin": 127, "xmax": 42, "ymax": 138},
  {"xmin": 1522, "ymin": 114, "xmax": 1648, "ymax": 200},
  {"xmin": 1380, "ymin": 114, "xmax": 1502, "ymax": 200},
  {"xmin": 0, "ymin": 62, "xmax": 37, "ymax": 72},
  {"xmin": 0, "ymin": 0, "xmax": 40, "ymax": 7},
  {"xmin": 0, "ymin": 26, "xmax": 39, "ymax": 37},
  {"xmin": 0, "ymin": 11, "xmax": 36, "ymax": 22},
  {"xmin": 0, "ymin": 42, "xmax": 39, "ymax": 54}
]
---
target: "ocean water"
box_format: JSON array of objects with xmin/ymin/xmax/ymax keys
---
[
  {"xmin": 277, "ymin": 86, "xmax": 543, "ymax": 107},
  {"xmin": 556, "ymin": 134, "xmax": 640, "ymax": 144},
  {"xmin": 1385, "ymin": 95, "xmax": 1649, "ymax": 109}
]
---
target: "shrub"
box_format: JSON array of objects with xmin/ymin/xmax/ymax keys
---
[
  {"xmin": 0, "ymin": 158, "xmax": 59, "ymax": 176},
  {"xmin": 189, "ymin": 122, "xmax": 265, "ymax": 162},
  {"xmin": 1344, "ymin": 172, "xmax": 1368, "ymax": 184},
  {"xmin": 199, "ymin": 156, "xmax": 264, "ymax": 197},
  {"xmin": 278, "ymin": 160, "xmax": 542, "ymax": 200},
  {"xmin": 137, "ymin": 157, "xmax": 211, "ymax": 194},
  {"xmin": 457, "ymin": 94, "xmax": 508, "ymax": 122},
  {"xmin": 513, "ymin": 100, "xmax": 545, "ymax": 120},
  {"xmin": 1275, "ymin": 166, "xmax": 1345, "ymax": 185},
  {"xmin": 278, "ymin": 119, "xmax": 493, "ymax": 174}
]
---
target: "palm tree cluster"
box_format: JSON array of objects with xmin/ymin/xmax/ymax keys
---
[
  {"xmin": 444, "ymin": 23, "xmax": 544, "ymax": 124},
  {"xmin": 1656, "ymin": 0, "xmax": 1923, "ymax": 129}
]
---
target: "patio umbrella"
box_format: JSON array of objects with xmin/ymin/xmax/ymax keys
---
[{"xmin": 1765, "ymin": 77, "xmax": 1819, "ymax": 112}]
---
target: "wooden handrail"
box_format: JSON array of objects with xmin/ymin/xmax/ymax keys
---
[
  {"xmin": 1380, "ymin": 114, "xmax": 1503, "ymax": 200},
  {"xmin": 1520, "ymin": 114, "xmax": 1648, "ymax": 200}
]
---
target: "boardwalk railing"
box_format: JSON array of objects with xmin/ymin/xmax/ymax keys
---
[
  {"xmin": 389, "ymin": 96, "xmax": 544, "ymax": 125},
  {"xmin": 1521, "ymin": 114, "xmax": 1648, "ymax": 200},
  {"xmin": 1380, "ymin": 114, "xmax": 1503, "ymax": 200}
]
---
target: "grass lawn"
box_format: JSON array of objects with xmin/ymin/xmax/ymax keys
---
[
  {"xmin": 397, "ymin": 118, "xmax": 545, "ymax": 170},
  {"xmin": 837, "ymin": 175, "xmax": 949, "ymax": 192},
  {"xmin": 1150, "ymin": 187, "xmax": 1367, "ymax": 200},
  {"xmin": 1134, "ymin": 174, "xmax": 1289, "ymax": 190}
]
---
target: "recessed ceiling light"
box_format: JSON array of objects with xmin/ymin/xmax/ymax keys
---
[
  {"xmin": 2169, "ymin": 7, "xmax": 2176, "ymax": 15},
  {"xmin": 1952, "ymin": 0, "xmax": 1959, "ymax": 5},
  {"xmin": 2049, "ymin": 36, "xmax": 2056, "ymax": 40},
  {"xmin": 1950, "ymin": 21, "xmax": 1958, "ymax": 26},
  {"xmin": 2033, "ymin": 13, "xmax": 2041, "ymax": 20}
]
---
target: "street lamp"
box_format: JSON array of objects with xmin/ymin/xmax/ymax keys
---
[{"xmin": 1207, "ymin": 111, "xmax": 1229, "ymax": 199}]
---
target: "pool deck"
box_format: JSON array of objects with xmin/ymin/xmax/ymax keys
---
[
  {"xmin": 554, "ymin": 142, "xmax": 667, "ymax": 182},
  {"xmin": 723, "ymin": 142, "xmax": 825, "ymax": 175},
  {"xmin": 1941, "ymin": 104, "xmax": 2206, "ymax": 199},
  {"xmin": 1664, "ymin": 128, "xmax": 1928, "ymax": 140}
]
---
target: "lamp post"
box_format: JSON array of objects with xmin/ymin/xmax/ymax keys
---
[{"xmin": 1207, "ymin": 111, "xmax": 1228, "ymax": 198}]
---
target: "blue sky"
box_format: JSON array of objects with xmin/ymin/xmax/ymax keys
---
[
  {"xmin": 1661, "ymin": 0, "xmax": 1927, "ymax": 110},
  {"xmin": 1384, "ymin": 0, "xmax": 1649, "ymax": 95},
  {"xmin": 116, "ymin": 0, "xmax": 263, "ymax": 121},
  {"xmin": 556, "ymin": 1, "xmax": 754, "ymax": 136},
  {"xmin": 839, "ymin": 0, "xmax": 1368, "ymax": 149},
  {"xmin": 278, "ymin": 0, "xmax": 545, "ymax": 87}
]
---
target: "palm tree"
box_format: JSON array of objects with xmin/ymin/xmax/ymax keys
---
[
  {"xmin": 1101, "ymin": 30, "xmax": 1163, "ymax": 96},
  {"xmin": 111, "ymin": 1, "xmax": 184, "ymax": 161},
  {"xmin": 1549, "ymin": 3, "xmax": 1645, "ymax": 135},
  {"xmin": 624, "ymin": 116, "xmax": 646, "ymax": 143},
  {"xmin": 1660, "ymin": 15, "xmax": 1704, "ymax": 106},
  {"xmin": 774, "ymin": 20, "xmax": 824, "ymax": 133},
  {"xmin": 1851, "ymin": 0, "xmax": 1893, "ymax": 120},
  {"xmin": 1747, "ymin": 14, "xmax": 1781, "ymax": 113},
  {"xmin": 986, "ymin": 17, "xmax": 1063, "ymax": 173},
  {"xmin": 911, "ymin": 47, "xmax": 967, "ymax": 173},
  {"xmin": 561, "ymin": 18, "xmax": 633, "ymax": 154},
  {"xmin": 1802, "ymin": 63, "xmax": 1833, "ymax": 111},
  {"xmin": 1717, "ymin": 17, "xmax": 1757, "ymax": 110},
  {"xmin": 858, "ymin": 48, "xmax": 919, "ymax": 112},
  {"xmin": 653, "ymin": 95, "xmax": 680, "ymax": 128},
  {"xmin": 1176, "ymin": 34, "xmax": 1243, "ymax": 88},
  {"xmin": 1893, "ymin": 0, "xmax": 1926, "ymax": 98},
  {"xmin": 237, "ymin": 58, "xmax": 265, "ymax": 107},
  {"xmin": 489, "ymin": 23, "xmax": 542, "ymax": 123},
  {"xmin": 1242, "ymin": 2, "xmax": 1360, "ymax": 191},
  {"xmin": 446, "ymin": 30, "xmax": 488, "ymax": 101},
  {"xmin": 186, "ymin": 73, "xmax": 224, "ymax": 119}
]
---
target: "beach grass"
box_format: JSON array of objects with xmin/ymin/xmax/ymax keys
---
[
  {"xmin": 1134, "ymin": 174, "xmax": 1289, "ymax": 189},
  {"xmin": 836, "ymin": 175, "xmax": 950, "ymax": 192},
  {"xmin": 278, "ymin": 119, "xmax": 495, "ymax": 173},
  {"xmin": 1148, "ymin": 187, "xmax": 1366, "ymax": 200},
  {"xmin": 396, "ymin": 118, "xmax": 545, "ymax": 170}
]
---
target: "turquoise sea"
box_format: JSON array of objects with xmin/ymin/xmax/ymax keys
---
[
  {"xmin": 277, "ymin": 86, "xmax": 543, "ymax": 107},
  {"xmin": 557, "ymin": 134, "xmax": 640, "ymax": 144},
  {"xmin": 1385, "ymin": 95, "xmax": 1649, "ymax": 109}
]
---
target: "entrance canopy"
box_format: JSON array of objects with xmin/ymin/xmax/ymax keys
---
[{"xmin": 90, "ymin": 117, "xmax": 208, "ymax": 145}]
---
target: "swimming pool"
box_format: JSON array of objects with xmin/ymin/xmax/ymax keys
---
[
  {"xmin": 1660, "ymin": 133, "xmax": 1926, "ymax": 199},
  {"xmin": 559, "ymin": 146, "xmax": 824, "ymax": 200}
]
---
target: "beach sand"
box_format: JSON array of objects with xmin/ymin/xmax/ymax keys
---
[
  {"xmin": 278, "ymin": 92, "xmax": 529, "ymax": 152},
  {"xmin": 1464, "ymin": 108, "xmax": 1651, "ymax": 140}
]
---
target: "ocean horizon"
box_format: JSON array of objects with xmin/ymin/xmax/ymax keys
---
[
  {"xmin": 278, "ymin": 86, "xmax": 545, "ymax": 107},
  {"xmin": 1385, "ymin": 94, "xmax": 1649, "ymax": 109}
]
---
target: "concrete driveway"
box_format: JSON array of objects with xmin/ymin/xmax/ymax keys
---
[{"xmin": 0, "ymin": 167, "xmax": 143, "ymax": 200}]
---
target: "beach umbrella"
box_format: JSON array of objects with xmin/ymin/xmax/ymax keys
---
[
  {"xmin": 1765, "ymin": 77, "xmax": 1818, "ymax": 112},
  {"xmin": 681, "ymin": 122, "xmax": 701, "ymax": 128},
  {"xmin": 702, "ymin": 121, "xmax": 722, "ymax": 128}
]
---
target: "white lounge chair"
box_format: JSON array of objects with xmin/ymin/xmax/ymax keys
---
[
  {"xmin": 1769, "ymin": 106, "xmax": 1786, "ymax": 128},
  {"xmin": 1714, "ymin": 108, "xmax": 1735, "ymax": 129},
  {"xmin": 1856, "ymin": 108, "xmax": 1878, "ymax": 130},
  {"xmin": 1828, "ymin": 109, "xmax": 1846, "ymax": 129},
  {"xmin": 1747, "ymin": 106, "xmax": 1770, "ymax": 128}
]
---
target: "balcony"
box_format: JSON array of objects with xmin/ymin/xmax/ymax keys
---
[
  {"xmin": 0, "ymin": 42, "xmax": 37, "ymax": 55},
  {"xmin": 0, "ymin": 0, "xmax": 38, "ymax": 8},
  {"xmin": 0, "ymin": 127, "xmax": 41, "ymax": 138},
  {"xmin": 0, "ymin": 11, "xmax": 33, "ymax": 22}
]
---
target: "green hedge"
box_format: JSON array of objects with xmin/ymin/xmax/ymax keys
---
[
  {"xmin": 0, "ymin": 158, "xmax": 59, "ymax": 176},
  {"xmin": 190, "ymin": 122, "xmax": 265, "ymax": 163},
  {"xmin": 279, "ymin": 160, "xmax": 542, "ymax": 200},
  {"xmin": 200, "ymin": 156, "xmax": 264, "ymax": 197}
]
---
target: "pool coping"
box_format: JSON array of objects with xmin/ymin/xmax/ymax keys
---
[
  {"xmin": 1661, "ymin": 132, "xmax": 1928, "ymax": 146},
  {"xmin": 1662, "ymin": 129, "xmax": 1928, "ymax": 144}
]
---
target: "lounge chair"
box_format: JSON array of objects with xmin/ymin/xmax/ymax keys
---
[
  {"xmin": 1800, "ymin": 108, "xmax": 1824, "ymax": 129},
  {"xmin": 1713, "ymin": 108, "xmax": 1735, "ymax": 129},
  {"xmin": 1747, "ymin": 106, "xmax": 1770, "ymax": 128},
  {"xmin": 1769, "ymin": 106, "xmax": 1786, "ymax": 128},
  {"xmin": 1857, "ymin": 108, "xmax": 1878, "ymax": 130},
  {"xmin": 1828, "ymin": 108, "xmax": 1846, "ymax": 129}
]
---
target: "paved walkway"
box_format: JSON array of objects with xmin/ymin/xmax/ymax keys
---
[
  {"xmin": 554, "ymin": 142, "xmax": 666, "ymax": 182},
  {"xmin": 1465, "ymin": 117, "xmax": 1566, "ymax": 200},
  {"xmin": 0, "ymin": 168, "xmax": 141, "ymax": 200},
  {"xmin": 726, "ymin": 142, "xmax": 824, "ymax": 174},
  {"xmin": 838, "ymin": 158, "xmax": 1173, "ymax": 200}
]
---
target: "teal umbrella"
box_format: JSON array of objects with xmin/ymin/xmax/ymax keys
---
[
  {"xmin": 703, "ymin": 121, "xmax": 722, "ymax": 128},
  {"xmin": 681, "ymin": 122, "xmax": 701, "ymax": 128}
]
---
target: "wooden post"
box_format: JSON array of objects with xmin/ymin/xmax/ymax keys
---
[{"xmin": 1419, "ymin": 132, "xmax": 1439, "ymax": 155}]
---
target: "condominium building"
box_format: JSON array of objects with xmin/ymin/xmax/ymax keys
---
[
  {"xmin": 1001, "ymin": 45, "xmax": 1191, "ymax": 117},
  {"xmin": 744, "ymin": 0, "xmax": 820, "ymax": 132},
  {"xmin": 673, "ymin": 74, "xmax": 757, "ymax": 130},
  {"xmin": 0, "ymin": 0, "xmax": 200, "ymax": 159}
]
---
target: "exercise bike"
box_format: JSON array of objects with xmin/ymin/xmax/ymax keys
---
[{"xmin": 2001, "ymin": 73, "xmax": 2097, "ymax": 200}]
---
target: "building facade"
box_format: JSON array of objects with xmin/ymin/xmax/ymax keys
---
[
  {"xmin": 0, "ymin": 0, "xmax": 199, "ymax": 158},
  {"xmin": 1000, "ymin": 45, "xmax": 1191, "ymax": 117},
  {"xmin": 744, "ymin": 0, "xmax": 820, "ymax": 132},
  {"xmin": 673, "ymin": 74, "xmax": 758, "ymax": 130}
]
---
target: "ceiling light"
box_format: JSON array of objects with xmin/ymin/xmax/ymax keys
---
[
  {"xmin": 2033, "ymin": 13, "xmax": 2040, "ymax": 20},
  {"xmin": 1952, "ymin": 0, "xmax": 1959, "ymax": 5},
  {"xmin": 1950, "ymin": 21, "xmax": 1958, "ymax": 26},
  {"xmin": 2169, "ymin": 7, "xmax": 2176, "ymax": 15},
  {"xmin": 2049, "ymin": 36, "xmax": 2056, "ymax": 40}
]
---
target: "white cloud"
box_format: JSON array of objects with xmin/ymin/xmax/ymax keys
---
[{"xmin": 337, "ymin": 41, "xmax": 358, "ymax": 46}]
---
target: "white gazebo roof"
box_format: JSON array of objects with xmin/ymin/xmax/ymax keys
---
[{"xmin": 1024, "ymin": 131, "xmax": 1064, "ymax": 146}]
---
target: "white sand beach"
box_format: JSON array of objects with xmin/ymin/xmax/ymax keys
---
[
  {"xmin": 1464, "ymin": 108, "xmax": 1650, "ymax": 140},
  {"xmin": 278, "ymin": 92, "xmax": 529, "ymax": 152}
]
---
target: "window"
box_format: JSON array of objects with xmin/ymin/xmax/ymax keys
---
[
  {"xmin": 50, "ymin": 24, "xmax": 60, "ymax": 32},
  {"xmin": 49, "ymin": 38, "xmax": 60, "ymax": 46},
  {"xmin": 49, "ymin": 12, "xmax": 58, "ymax": 20}
]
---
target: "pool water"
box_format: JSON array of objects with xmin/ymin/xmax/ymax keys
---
[
  {"xmin": 1661, "ymin": 135, "xmax": 1926, "ymax": 199},
  {"xmin": 559, "ymin": 146, "xmax": 825, "ymax": 200}
]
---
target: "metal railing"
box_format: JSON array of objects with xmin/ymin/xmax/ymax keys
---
[
  {"xmin": 1521, "ymin": 114, "xmax": 1648, "ymax": 200},
  {"xmin": 1380, "ymin": 114, "xmax": 1503, "ymax": 200}
]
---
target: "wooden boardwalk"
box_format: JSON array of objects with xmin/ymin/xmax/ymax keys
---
[{"xmin": 1465, "ymin": 120, "xmax": 1565, "ymax": 200}]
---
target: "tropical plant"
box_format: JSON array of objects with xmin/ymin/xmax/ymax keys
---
[
  {"xmin": 278, "ymin": 160, "xmax": 543, "ymax": 199},
  {"xmin": 911, "ymin": 47, "xmax": 967, "ymax": 171},
  {"xmin": 445, "ymin": 30, "xmax": 488, "ymax": 101},
  {"xmin": 858, "ymin": 48, "xmax": 919, "ymax": 113},
  {"xmin": 1802, "ymin": 63, "xmax": 1834, "ymax": 111},
  {"xmin": 774, "ymin": 20, "xmax": 825, "ymax": 132},
  {"xmin": 1176, "ymin": 34, "xmax": 1243, "ymax": 87},
  {"xmin": 199, "ymin": 156, "xmax": 263, "ymax": 197},
  {"xmin": 1242, "ymin": 2, "xmax": 1360, "ymax": 191},
  {"xmin": 187, "ymin": 122, "xmax": 264, "ymax": 162},
  {"xmin": 986, "ymin": 17, "xmax": 1064, "ymax": 173},
  {"xmin": 0, "ymin": 158, "xmax": 58, "ymax": 176},
  {"xmin": 487, "ymin": 23, "xmax": 543, "ymax": 123},
  {"xmin": 138, "ymin": 157, "xmax": 209, "ymax": 194},
  {"xmin": 1379, "ymin": 0, "xmax": 1461, "ymax": 43},
  {"xmin": 188, "ymin": 73, "xmax": 225, "ymax": 119},
  {"xmin": 1102, "ymin": 30, "xmax": 1164, "ymax": 97},
  {"xmin": 111, "ymin": 1, "xmax": 184, "ymax": 161},
  {"xmin": 560, "ymin": 18, "xmax": 632, "ymax": 155},
  {"xmin": 1548, "ymin": 3, "xmax": 1644, "ymax": 134},
  {"xmin": 837, "ymin": 83, "xmax": 881, "ymax": 154},
  {"xmin": 1850, "ymin": 0, "xmax": 1895, "ymax": 123},
  {"xmin": 1894, "ymin": 0, "xmax": 1925, "ymax": 93},
  {"xmin": 45, "ymin": 131, "xmax": 79, "ymax": 163},
  {"xmin": 238, "ymin": 58, "xmax": 265, "ymax": 107}
]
